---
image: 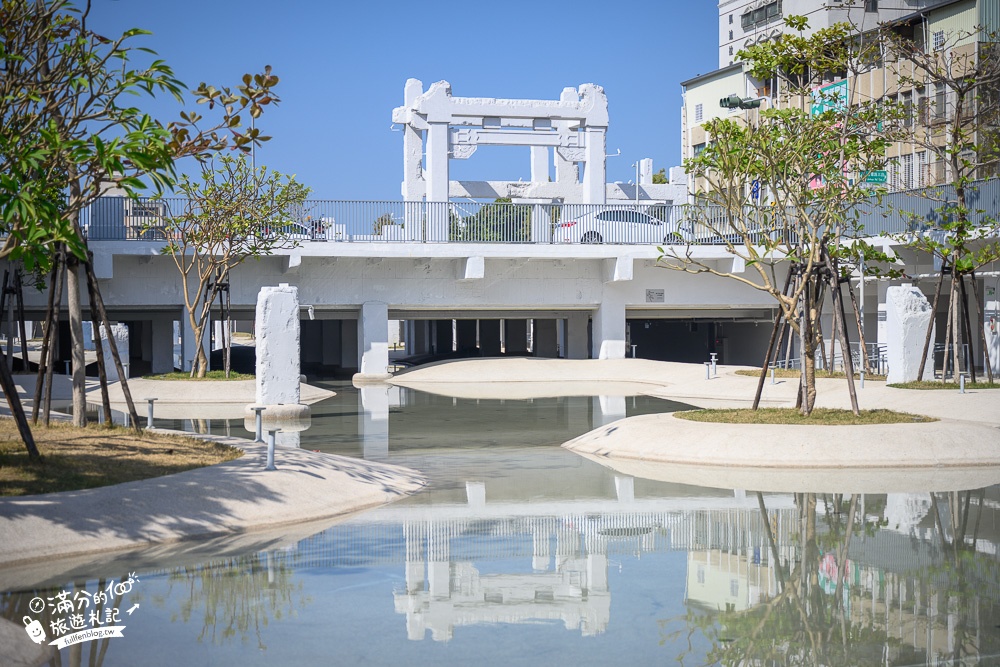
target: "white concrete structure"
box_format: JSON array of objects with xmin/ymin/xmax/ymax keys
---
[
  {"xmin": 99, "ymin": 323, "xmax": 129, "ymax": 381},
  {"xmin": 253, "ymin": 284, "xmax": 309, "ymax": 424},
  {"xmin": 986, "ymin": 289, "xmax": 1000, "ymax": 374},
  {"xmin": 885, "ymin": 285, "xmax": 935, "ymax": 384}
]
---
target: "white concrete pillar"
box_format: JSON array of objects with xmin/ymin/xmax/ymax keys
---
[
  {"xmin": 212, "ymin": 320, "xmax": 225, "ymax": 351},
  {"xmin": 885, "ymin": 285, "xmax": 935, "ymax": 384},
  {"xmin": 254, "ymin": 285, "xmax": 300, "ymax": 405},
  {"xmin": 356, "ymin": 301, "xmax": 390, "ymax": 380},
  {"xmin": 150, "ymin": 317, "xmax": 174, "ymax": 374},
  {"xmin": 593, "ymin": 395, "xmax": 626, "ymax": 426},
  {"xmin": 402, "ymin": 78, "xmax": 424, "ymax": 206},
  {"xmin": 530, "ymin": 146, "xmax": 548, "ymax": 183},
  {"xmin": 180, "ymin": 308, "xmax": 209, "ymax": 373},
  {"xmin": 425, "ymin": 121, "xmax": 450, "ymax": 241},
  {"xmin": 82, "ymin": 321, "xmax": 96, "ymax": 351},
  {"xmin": 614, "ymin": 475, "xmax": 635, "ymax": 502},
  {"xmin": 583, "ymin": 127, "xmax": 607, "ymax": 205},
  {"xmin": 533, "ymin": 319, "xmax": 559, "ymax": 357},
  {"xmin": 567, "ymin": 312, "xmax": 590, "ymax": 359},
  {"xmin": 99, "ymin": 323, "xmax": 129, "ymax": 381},
  {"xmin": 592, "ymin": 291, "xmax": 626, "ymax": 359},
  {"xmin": 985, "ymin": 289, "xmax": 999, "ymax": 374}
]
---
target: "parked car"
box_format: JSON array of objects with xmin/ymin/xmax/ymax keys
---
[{"xmin": 554, "ymin": 208, "xmax": 687, "ymax": 244}]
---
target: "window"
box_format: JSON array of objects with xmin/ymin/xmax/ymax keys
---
[
  {"xmin": 729, "ymin": 13, "xmax": 733, "ymax": 25},
  {"xmin": 900, "ymin": 90, "xmax": 913, "ymax": 127},
  {"xmin": 933, "ymin": 82, "xmax": 947, "ymax": 121},
  {"xmin": 697, "ymin": 566, "xmax": 706, "ymax": 584},
  {"xmin": 693, "ymin": 142, "xmax": 707, "ymax": 157},
  {"xmin": 900, "ymin": 153, "xmax": 913, "ymax": 190},
  {"xmin": 729, "ymin": 30, "xmax": 733, "ymax": 40},
  {"xmin": 730, "ymin": 579, "xmax": 739, "ymax": 597},
  {"xmin": 695, "ymin": 103, "xmax": 704, "ymax": 123},
  {"xmin": 917, "ymin": 151, "xmax": 927, "ymax": 189},
  {"xmin": 729, "ymin": 45, "xmax": 734, "ymax": 56},
  {"xmin": 933, "ymin": 30, "xmax": 945, "ymax": 51},
  {"xmin": 741, "ymin": 1, "xmax": 781, "ymax": 30},
  {"xmin": 865, "ymin": 0, "xmax": 877, "ymax": 11}
]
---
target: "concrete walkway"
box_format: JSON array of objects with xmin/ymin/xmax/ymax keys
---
[
  {"xmin": 0, "ymin": 429, "xmax": 425, "ymax": 572},
  {"xmin": 392, "ymin": 358, "xmax": 1000, "ymax": 492}
]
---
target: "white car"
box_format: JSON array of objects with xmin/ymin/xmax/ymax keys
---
[{"xmin": 554, "ymin": 208, "xmax": 685, "ymax": 244}]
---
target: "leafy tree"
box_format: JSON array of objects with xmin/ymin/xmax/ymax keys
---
[
  {"xmin": 652, "ymin": 167, "xmax": 668, "ymax": 184},
  {"xmin": 453, "ymin": 198, "xmax": 532, "ymax": 242},
  {"xmin": 1, "ymin": 0, "xmax": 279, "ymax": 436},
  {"xmin": 160, "ymin": 154, "xmax": 309, "ymax": 377},
  {"xmin": 661, "ymin": 17, "xmax": 903, "ymax": 415},
  {"xmin": 881, "ymin": 25, "xmax": 1000, "ymax": 384}
]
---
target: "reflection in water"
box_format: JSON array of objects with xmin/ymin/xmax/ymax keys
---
[
  {"xmin": 668, "ymin": 491, "xmax": 1000, "ymax": 666},
  {"xmin": 5, "ymin": 386, "xmax": 1000, "ymax": 665}
]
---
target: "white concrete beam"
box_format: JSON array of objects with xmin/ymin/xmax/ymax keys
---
[
  {"xmin": 457, "ymin": 256, "xmax": 485, "ymax": 281},
  {"xmin": 604, "ymin": 256, "xmax": 633, "ymax": 283}
]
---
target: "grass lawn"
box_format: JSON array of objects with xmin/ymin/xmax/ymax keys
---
[
  {"xmin": 0, "ymin": 419, "xmax": 242, "ymax": 496},
  {"xmin": 888, "ymin": 380, "xmax": 1000, "ymax": 390},
  {"xmin": 735, "ymin": 368, "xmax": 887, "ymax": 381},
  {"xmin": 674, "ymin": 407, "xmax": 936, "ymax": 425},
  {"xmin": 143, "ymin": 370, "xmax": 254, "ymax": 381}
]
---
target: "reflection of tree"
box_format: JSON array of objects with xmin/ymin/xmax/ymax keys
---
[
  {"xmin": 163, "ymin": 551, "xmax": 309, "ymax": 650},
  {"xmin": 664, "ymin": 490, "xmax": 997, "ymax": 666}
]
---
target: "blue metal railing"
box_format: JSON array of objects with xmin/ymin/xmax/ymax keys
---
[{"xmin": 82, "ymin": 178, "xmax": 1000, "ymax": 244}]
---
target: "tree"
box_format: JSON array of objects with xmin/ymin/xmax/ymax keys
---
[
  {"xmin": 452, "ymin": 198, "xmax": 532, "ymax": 242},
  {"xmin": 1, "ymin": 0, "xmax": 279, "ymax": 437},
  {"xmin": 160, "ymin": 154, "xmax": 309, "ymax": 377},
  {"xmin": 881, "ymin": 25, "xmax": 1000, "ymax": 384},
  {"xmin": 652, "ymin": 167, "xmax": 668, "ymax": 184},
  {"xmin": 660, "ymin": 17, "xmax": 902, "ymax": 415}
]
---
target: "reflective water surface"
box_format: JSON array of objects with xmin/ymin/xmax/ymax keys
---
[{"xmin": 3, "ymin": 383, "xmax": 1000, "ymax": 666}]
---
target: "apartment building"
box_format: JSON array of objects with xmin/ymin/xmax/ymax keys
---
[{"xmin": 684, "ymin": 0, "xmax": 998, "ymax": 197}]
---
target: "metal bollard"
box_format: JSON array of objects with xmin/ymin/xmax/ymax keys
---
[
  {"xmin": 710, "ymin": 353, "xmax": 718, "ymax": 377},
  {"xmin": 631, "ymin": 344, "xmax": 637, "ymax": 358},
  {"xmin": 859, "ymin": 371, "xmax": 865, "ymax": 389},
  {"xmin": 144, "ymin": 398, "xmax": 157, "ymax": 428},
  {"xmin": 705, "ymin": 362, "xmax": 712, "ymax": 380},
  {"xmin": 251, "ymin": 406, "xmax": 266, "ymax": 443},
  {"xmin": 770, "ymin": 367, "xmax": 775, "ymax": 385},
  {"xmin": 265, "ymin": 429, "xmax": 279, "ymax": 471},
  {"xmin": 960, "ymin": 374, "xmax": 966, "ymax": 394}
]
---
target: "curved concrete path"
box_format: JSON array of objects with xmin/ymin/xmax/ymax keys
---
[{"xmin": 0, "ymin": 430, "xmax": 426, "ymax": 570}]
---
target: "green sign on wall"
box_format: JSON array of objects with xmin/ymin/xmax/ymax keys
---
[{"xmin": 863, "ymin": 170, "xmax": 887, "ymax": 184}]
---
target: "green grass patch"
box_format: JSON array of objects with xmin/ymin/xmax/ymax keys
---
[
  {"xmin": 887, "ymin": 380, "xmax": 1000, "ymax": 390},
  {"xmin": 0, "ymin": 419, "xmax": 242, "ymax": 496},
  {"xmin": 735, "ymin": 368, "xmax": 887, "ymax": 381},
  {"xmin": 143, "ymin": 370, "xmax": 254, "ymax": 381},
  {"xmin": 674, "ymin": 407, "xmax": 936, "ymax": 425}
]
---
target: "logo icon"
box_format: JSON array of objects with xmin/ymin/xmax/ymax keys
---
[{"xmin": 23, "ymin": 616, "xmax": 46, "ymax": 644}]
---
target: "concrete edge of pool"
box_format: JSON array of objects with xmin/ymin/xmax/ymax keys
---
[
  {"xmin": 0, "ymin": 429, "xmax": 427, "ymax": 570},
  {"xmin": 562, "ymin": 412, "xmax": 1000, "ymax": 492}
]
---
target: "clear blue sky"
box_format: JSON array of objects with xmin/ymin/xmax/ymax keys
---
[{"xmin": 86, "ymin": 0, "xmax": 719, "ymax": 201}]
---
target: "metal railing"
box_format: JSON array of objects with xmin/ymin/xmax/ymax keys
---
[{"xmin": 81, "ymin": 178, "xmax": 999, "ymax": 245}]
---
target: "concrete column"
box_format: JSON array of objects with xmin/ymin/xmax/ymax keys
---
[
  {"xmin": 180, "ymin": 307, "xmax": 209, "ymax": 373},
  {"xmin": 885, "ymin": 285, "xmax": 935, "ymax": 384},
  {"xmin": 531, "ymin": 203, "xmax": 552, "ymax": 243},
  {"xmin": 530, "ymin": 146, "xmax": 548, "ymax": 183},
  {"xmin": 479, "ymin": 319, "xmax": 501, "ymax": 356},
  {"xmin": 567, "ymin": 312, "xmax": 590, "ymax": 359},
  {"xmin": 410, "ymin": 320, "xmax": 430, "ymax": 356},
  {"xmin": 99, "ymin": 323, "xmax": 129, "ymax": 381},
  {"xmin": 341, "ymin": 319, "xmax": 358, "ymax": 371},
  {"xmin": 583, "ymin": 127, "xmax": 607, "ymax": 205},
  {"xmin": 455, "ymin": 319, "xmax": 477, "ymax": 352},
  {"xmin": 533, "ymin": 319, "xmax": 558, "ymax": 357},
  {"xmin": 425, "ymin": 121, "xmax": 450, "ymax": 241},
  {"xmin": 255, "ymin": 285, "xmax": 300, "ymax": 405},
  {"xmin": 356, "ymin": 301, "xmax": 390, "ymax": 381},
  {"xmin": 150, "ymin": 317, "xmax": 174, "ymax": 374},
  {"xmin": 212, "ymin": 320, "xmax": 225, "ymax": 351},
  {"xmin": 985, "ymin": 288, "xmax": 999, "ymax": 374},
  {"xmin": 433, "ymin": 319, "xmax": 453, "ymax": 354},
  {"xmin": 593, "ymin": 395, "xmax": 626, "ymax": 426},
  {"xmin": 504, "ymin": 319, "xmax": 528, "ymax": 355},
  {"xmin": 592, "ymin": 291, "xmax": 626, "ymax": 359}
]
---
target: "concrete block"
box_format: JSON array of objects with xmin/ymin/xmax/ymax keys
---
[
  {"xmin": 99, "ymin": 323, "xmax": 129, "ymax": 381},
  {"xmin": 885, "ymin": 285, "xmax": 935, "ymax": 384},
  {"xmin": 255, "ymin": 284, "xmax": 301, "ymax": 406}
]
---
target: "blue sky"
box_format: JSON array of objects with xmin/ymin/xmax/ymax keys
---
[{"xmin": 86, "ymin": 0, "xmax": 719, "ymax": 201}]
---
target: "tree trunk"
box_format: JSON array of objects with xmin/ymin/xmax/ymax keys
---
[
  {"xmin": 969, "ymin": 272, "xmax": 994, "ymax": 384},
  {"xmin": 65, "ymin": 254, "xmax": 87, "ymax": 426},
  {"xmin": 83, "ymin": 257, "xmax": 141, "ymax": 432},
  {"xmin": 84, "ymin": 259, "xmax": 113, "ymax": 426},
  {"xmin": 0, "ymin": 341, "xmax": 40, "ymax": 459},
  {"xmin": 847, "ymin": 278, "xmax": 872, "ymax": 375},
  {"xmin": 831, "ymin": 271, "xmax": 860, "ymax": 415},
  {"xmin": 958, "ymin": 274, "xmax": 976, "ymax": 383},
  {"xmin": 918, "ymin": 269, "xmax": 945, "ymax": 380},
  {"xmin": 801, "ymin": 277, "xmax": 817, "ymax": 415},
  {"xmin": 32, "ymin": 254, "xmax": 62, "ymax": 424},
  {"xmin": 753, "ymin": 269, "xmax": 793, "ymax": 410}
]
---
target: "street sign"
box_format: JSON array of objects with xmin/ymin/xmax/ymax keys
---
[{"xmin": 863, "ymin": 170, "xmax": 887, "ymax": 184}]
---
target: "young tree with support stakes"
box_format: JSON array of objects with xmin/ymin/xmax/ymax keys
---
[
  {"xmin": 159, "ymin": 154, "xmax": 309, "ymax": 378},
  {"xmin": 881, "ymin": 25, "xmax": 1000, "ymax": 385},
  {"xmin": 1, "ymin": 0, "xmax": 281, "ymax": 451},
  {"xmin": 659, "ymin": 16, "xmax": 903, "ymax": 416}
]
